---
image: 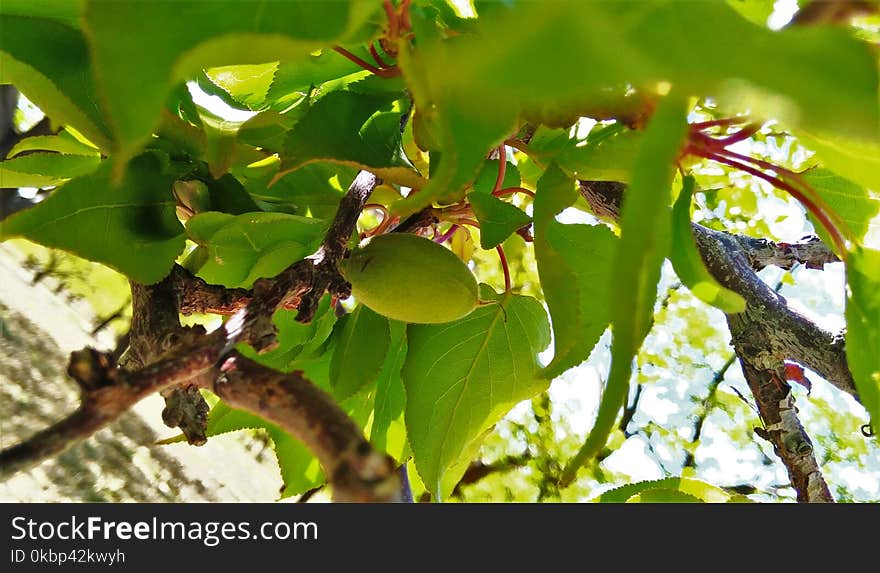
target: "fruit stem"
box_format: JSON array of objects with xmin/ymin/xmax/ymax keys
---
[
  {"xmin": 333, "ymin": 46, "xmax": 400, "ymax": 78},
  {"xmin": 493, "ymin": 186, "xmax": 535, "ymax": 199},
  {"xmin": 492, "ymin": 145, "xmax": 507, "ymax": 195},
  {"xmin": 434, "ymin": 224, "xmax": 460, "ymax": 244},
  {"xmin": 713, "ymin": 123, "xmax": 762, "ymax": 146},
  {"xmin": 369, "ymin": 43, "xmax": 392, "ymax": 69},
  {"xmin": 496, "ymin": 245, "xmax": 512, "ymax": 293},
  {"xmin": 691, "ymin": 147, "xmax": 849, "ymax": 256},
  {"xmin": 454, "ymin": 218, "xmax": 513, "ymax": 290},
  {"xmin": 689, "ymin": 117, "xmax": 748, "ymax": 131},
  {"xmin": 383, "ymin": 0, "xmax": 399, "ymax": 41},
  {"xmin": 454, "ymin": 218, "xmax": 481, "ymax": 229}
]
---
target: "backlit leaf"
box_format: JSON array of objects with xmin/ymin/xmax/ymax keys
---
[
  {"xmin": 0, "ymin": 15, "xmax": 111, "ymax": 150},
  {"xmin": 534, "ymin": 165, "xmax": 617, "ymax": 379},
  {"xmin": 670, "ymin": 175, "xmax": 746, "ymax": 312},
  {"xmin": 797, "ymin": 130, "xmax": 880, "ymax": 192},
  {"xmin": 593, "ymin": 476, "xmax": 738, "ymax": 503},
  {"xmin": 202, "ymin": 63, "xmax": 278, "ymax": 111},
  {"xmin": 84, "ymin": 0, "xmax": 383, "ymax": 161},
  {"xmin": 8, "ymin": 131, "xmax": 100, "ymax": 158},
  {"xmin": 802, "ymin": 168, "xmax": 880, "ymax": 250},
  {"xmin": 0, "ymin": 152, "xmax": 101, "ymax": 188},
  {"xmin": 472, "ymin": 158, "xmax": 522, "ymax": 195},
  {"xmin": 626, "ymin": 489, "xmax": 704, "ymax": 503},
  {"xmin": 0, "ymin": 153, "xmax": 183, "ymax": 283},
  {"xmin": 368, "ymin": 321, "xmax": 410, "ymax": 462},
  {"xmin": 330, "ymin": 305, "xmax": 391, "ymax": 400},
  {"xmin": 562, "ymin": 95, "xmax": 688, "ymax": 485},
  {"xmin": 236, "ymin": 296, "xmax": 336, "ymax": 373},
  {"xmin": 404, "ymin": 286, "xmax": 550, "ymax": 497},
  {"xmin": 468, "ymin": 192, "xmax": 532, "ymax": 250},
  {"xmin": 186, "ymin": 211, "xmax": 326, "ymax": 288},
  {"xmin": 845, "ymin": 247, "xmax": 880, "ymax": 432},
  {"xmin": 277, "ymin": 91, "xmax": 424, "ymax": 188}
]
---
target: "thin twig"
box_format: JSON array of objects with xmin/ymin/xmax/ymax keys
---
[
  {"xmin": 239, "ymin": 171, "xmax": 380, "ymax": 353},
  {"xmin": 683, "ymin": 355, "xmax": 736, "ymax": 469}
]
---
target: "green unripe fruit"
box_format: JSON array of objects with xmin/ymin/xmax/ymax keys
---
[{"xmin": 340, "ymin": 233, "xmax": 479, "ymax": 324}]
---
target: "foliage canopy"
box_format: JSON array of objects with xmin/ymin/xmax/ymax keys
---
[{"xmin": 1, "ymin": 0, "xmax": 878, "ymax": 502}]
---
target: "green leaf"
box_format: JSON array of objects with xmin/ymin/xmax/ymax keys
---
[
  {"xmin": 174, "ymin": 374, "xmax": 379, "ymax": 499},
  {"xmin": 236, "ymin": 296, "xmax": 336, "ymax": 372},
  {"xmin": 8, "ymin": 131, "xmax": 100, "ymax": 158},
  {"xmin": 197, "ymin": 110, "xmax": 246, "ymax": 180},
  {"xmin": 202, "ymin": 63, "xmax": 278, "ymax": 111},
  {"xmin": 264, "ymin": 51, "xmax": 363, "ymax": 110},
  {"xmin": 725, "ymin": 0, "xmax": 775, "ymax": 27},
  {"xmin": 185, "ymin": 211, "xmax": 326, "ymax": 288},
  {"xmin": 0, "ymin": 152, "xmax": 101, "ymax": 187},
  {"xmin": 238, "ymin": 108, "xmax": 307, "ymax": 155},
  {"xmin": 0, "ymin": 0, "xmax": 84, "ymax": 26},
  {"xmin": 203, "ymin": 174, "xmax": 261, "ymax": 216},
  {"xmin": 389, "ymin": 93, "xmax": 515, "ymax": 215},
  {"xmin": 393, "ymin": 0, "xmax": 878, "ymax": 219},
  {"xmin": 670, "ymin": 175, "xmax": 746, "ymax": 313},
  {"xmin": 277, "ymin": 91, "xmax": 424, "ymax": 188},
  {"xmin": 797, "ymin": 130, "xmax": 880, "ymax": 193},
  {"xmin": 845, "ymin": 247, "xmax": 880, "ymax": 432},
  {"xmin": 84, "ymin": 0, "xmax": 382, "ymax": 161},
  {"xmin": 0, "ymin": 153, "xmax": 184, "ymax": 283},
  {"xmin": 533, "ymin": 164, "xmax": 617, "ymax": 379},
  {"xmin": 426, "ymin": 1, "xmax": 878, "ymax": 138},
  {"xmin": 468, "ymin": 193, "xmax": 532, "ymax": 250},
  {"xmin": 592, "ymin": 476, "xmax": 735, "ymax": 503},
  {"xmin": 403, "ymin": 287, "xmax": 550, "ymax": 497},
  {"xmin": 472, "ymin": 159, "xmax": 522, "ymax": 195},
  {"xmin": 561, "ymin": 95, "xmax": 688, "ymax": 485},
  {"xmin": 390, "ymin": 6, "xmax": 516, "ymax": 215},
  {"xmin": 801, "ymin": 168, "xmax": 880, "ymax": 250},
  {"xmin": 234, "ymin": 158, "xmax": 354, "ymax": 219},
  {"xmin": 369, "ymin": 321, "xmax": 409, "ymax": 462},
  {"xmin": 519, "ymin": 123, "xmax": 645, "ymax": 184},
  {"xmin": 270, "ymin": 427, "xmax": 325, "ymax": 499},
  {"xmin": 330, "ymin": 305, "xmax": 391, "ymax": 400},
  {"xmin": 155, "ymin": 109, "xmax": 206, "ymax": 160},
  {"xmin": 626, "ymin": 489, "xmax": 704, "ymax": 503},
  {"xmin": 0, "ymin": 15, "xmax": 111, "ymax": 150},
  {"xmin": 557, "ymin": 126, "xmax": 642, "ymax": 183}
]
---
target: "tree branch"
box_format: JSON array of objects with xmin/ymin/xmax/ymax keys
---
[
  {"xmin": 683, "ymin": 355, "xmax": 736, "ymax": 469},
  {"xmin": 693, "ymin": 226, "xmax": 856, "ymax": 399},
  {"xmin": 734, "ymin": 234, "xmax": 840, "ymax": 271},
  {"xmin": 172, "ymin": 264, "xmax": 251, "ymax": 316},
  {"xmin": 0, "ymin": 330, "xmax": 227, "ymax": 480},
  {"xmin": 450, "ymin": 452, "xmax": 533, "ymax": 498},
  {"xmin": 123, "ymin": 275, "xmax": 211, "ymax": 446},
  {"xmin": 214, "ymin": 352, "xmax": 399, "ymax": 501},
  {"xmin": 578, "ymin": 179, "xmax": 844, "ymax": 502},
  {"xmin": 578, "ymin": 180, "xmax": 857, "ymax": 399},
  {"xmin": 0, "ymin": 171, "xmax": 401, "ymax": 501},
  {"xmin": 239, "ymin": 170, "xmax": 380, "ymax": 353},
  {"xmin": 729, "ymin": 317, "xmax": 834, "ymax": 502}
]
